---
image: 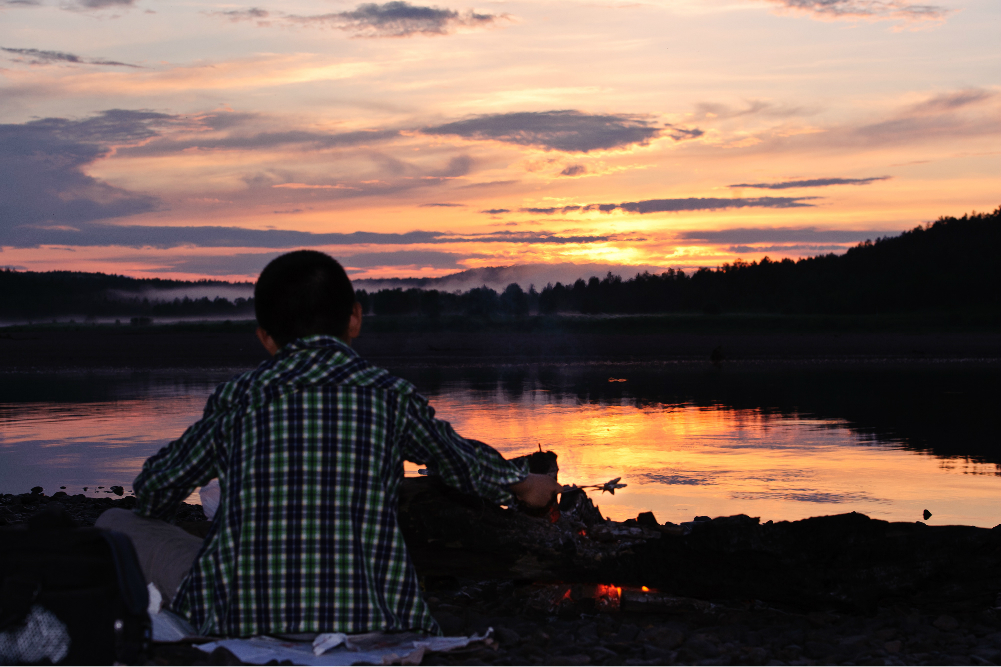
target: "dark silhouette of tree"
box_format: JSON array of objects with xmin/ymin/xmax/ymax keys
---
[
  {"xmin": 462, "ymin": 286, "xmax": 500, "ymax": 320},
  {"xmin": 499, "ymin": 283, "xmax": 529, "ymax": 318},
  {"xmin": 420, "ymin": 290, "xmax": 443, "ymax": 320}
]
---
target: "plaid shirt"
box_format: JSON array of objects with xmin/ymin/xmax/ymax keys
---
[{"xmin": 133, "ymin": 335, "xmax": 528, "ymax": 637}]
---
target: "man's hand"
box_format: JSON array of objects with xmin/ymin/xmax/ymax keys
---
[{"xmin": 510, "ymin": 473, "xmax": 562, "ymax": 508}]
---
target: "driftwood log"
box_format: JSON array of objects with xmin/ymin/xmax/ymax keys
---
[{"xmin": 398, "ymin": 465, "xmax": 1001, "ymax": 616}]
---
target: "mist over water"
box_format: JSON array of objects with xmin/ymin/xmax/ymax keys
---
[{"xmin": 1, "ymin": 363, "xmax": 998, "ymax": 526}]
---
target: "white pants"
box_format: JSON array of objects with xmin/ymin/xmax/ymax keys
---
[{"xmin": 95, "ymin": 508, "xmax": 204, "ymax": 605}]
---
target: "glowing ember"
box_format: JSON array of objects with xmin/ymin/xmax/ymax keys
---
[{"xmin": 594, "ymin": 584, "xmax": 621, "ymax": 612}]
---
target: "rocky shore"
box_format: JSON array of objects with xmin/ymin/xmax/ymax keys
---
[{"xmin": 4, "ymin": 488, "xmax": 1001, "ymax": 665}]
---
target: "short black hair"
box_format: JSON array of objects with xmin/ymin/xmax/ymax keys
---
[{"xmin": 254, "ymin": 250, "xmax": 356, "ymax": 347}]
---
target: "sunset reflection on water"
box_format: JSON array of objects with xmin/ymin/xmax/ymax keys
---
[
  {"xmin": 423, "ymin": 391, "xmax": 1001, "ymax": 527},
  {"xmin": 2, "ymin": 367, "xmax": 999, "ymax": 527}
]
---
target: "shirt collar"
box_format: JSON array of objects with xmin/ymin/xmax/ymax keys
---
[{"xmin": 279, "ymin": 334, "xmax": 358, "ymax": 359}]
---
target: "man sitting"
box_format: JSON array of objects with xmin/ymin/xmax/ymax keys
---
[{"xmin": 98, "ymin": 250, "xmax": 559, "ymax": 637}]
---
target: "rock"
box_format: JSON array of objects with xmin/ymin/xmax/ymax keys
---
[
  {"xmin": 804, "ymin": 640, "xmax": 834, "ymax": 660},
  {"xmin": 110, "ymin": 486, "xmax": 124, "ymax": 496},
  {"xmin": 639, "ymin": 643, "xmax": 672, "ymax": 662},
  {"xmin": 778, "ymin": 644, "xmax": 802, "ymax": 661},
  {"xmin": 614, "ymin": 623, "xmax": 640, "ymax": 643},
  {"xmin": 637, "ymin": 626, "xmax": 685, "ymax": 649},
  {"xmin": 682, "ymin": 635, "xmax": 721, "ymax": 659},
  {"xmin": 494, "ymin": 626, "xmax": 520, "ymax": 646},
  {"xmin": 885, "ymin": 640, "xmax": 902, "ymax": 654},
  {"xmin": 587, "ymin": 646, "xmax": 617, "ymax": 661},
  {"xmin": 924, "ymin": 509, "xmax": 933, "ymax": 520},
  {"xmin": 935, "ymin": 616, "xmax": 961, "ymax": 631},
  {"xmin": 636, "ymin": 512, "xmax": 659, "ymax": 527},
  {"xmin": 974, "ymin": 647, "xmax": 1001, "ymax": 663},
  {"xmin": 529, "ymin": 629, "xmax": 550, "ymax": 646},
  {"xmin": 30, "ymin": 487, "xmax": 43, "ymax": 495},
  {"xmin": 574, "ymin": 622, "xmax": 598, "ymax": 645},
  {"xmin": 433, "ymin": 611, "xmax": 465, "ymax": 636}
]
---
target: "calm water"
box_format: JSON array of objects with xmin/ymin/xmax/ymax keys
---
[{"xmin": 2, "ymin": 363, "xmax": 998, "ymax": 526}]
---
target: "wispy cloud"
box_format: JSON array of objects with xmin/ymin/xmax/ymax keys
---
[
  {"xmin": 850, "ymin": 88, "xmax": 998, "ymax": 145},
  {"xmin": 729, "ymin": 176, "xmax": 890, "ymax": 189},
  {"xmin": 4, "ymin": 220, "xmax": 611, "ymax": 248},
  {"xmin": 341, "ymin": 249, "xmax": 466, "ymax": 268},
  {"xmin": 213, "ymin": 7, "xmax": 271, "ymax": 23},
  {"xmin": 73, "ymin": 0, "xmax": 135, "ymax": 8},
  {"xmin": 905, "ymin": 89, "xmax": 995, "ymax": 115},
  {"xmin": 519, "ymin": 205, "xmax": 583, "ymax": 215},
  {"xmin": 678, "ymin": 227, "xmax": 902, "ymax": 243},
  {"xmin": 215, "ymin": 2, "xmax": 503, "ymax": 37},
  {"xmin": 4, "ymin": 0, "xmax": 139, "ymax": 8},
  {"xmin": 419, "ymin": 202, "xmax": 464, "ymax": 207},
  {"xmin": 590, "ymin": 196, "xmax": 818, "ymax": 214},
  {"xmin": 424, "ymin": 110, "xmax": 696, "ymax": 153},
  {"xmin": 119, "ymin": 127, "xmax": 400, "ymax": 155},
  {"xmin": 1, "ymin": 46, "xmax": 140, "ymax": 67},
  {"xmin": 154, "ymin": 249, "xmax": 476, "ymax": 276},
  {"xmin": 729, "ymin": 243, "xmax": 858, "ymax": 253},
  {"xmin": 763, "ymin": 0, "xmax": 950, "ymax": 23},
  {"xmin": 694, "ymin": 100, "xmax": 806, "ymax": 120}
]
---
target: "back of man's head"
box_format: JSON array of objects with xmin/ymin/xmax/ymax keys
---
[{"xmin": 255, "ymin": 250, "xmax": 355, "ymax": 347}]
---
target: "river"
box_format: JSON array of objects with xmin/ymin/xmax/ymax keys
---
[{"xmin": 1, "ymin": 361, "xmax": 998, "ymax": 526}]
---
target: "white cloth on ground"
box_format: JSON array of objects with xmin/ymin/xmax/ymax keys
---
[{"xmin": 194, "ymin": 628, "xmax": 494, "ymax": 666}]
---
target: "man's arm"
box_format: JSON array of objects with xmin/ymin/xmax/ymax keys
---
[
  {"xmin": 399, "ymin": 393, "xmax": 558, "ymax": 507},
  {"xmin": 133, "ymin": 390, "xmax": 223, "ymax": 520}
]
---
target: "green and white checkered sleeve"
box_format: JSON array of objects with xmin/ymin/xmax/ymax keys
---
[
  {"xmin": 133, "ymin": 384, "xmax": 226, "ymax": 520},
  {"xmin": 398, "ymin": 392, "xmax": 529, "ymax": 505}
]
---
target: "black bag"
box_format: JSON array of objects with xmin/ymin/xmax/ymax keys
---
[{"xmin": 0, "ymin": 504, "xmax": 151, "ymax": 665}]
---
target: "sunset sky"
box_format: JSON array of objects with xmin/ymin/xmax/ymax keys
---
[{"xmin": 1, "ymin": 0, "xmax": 998, "ymax": 283}]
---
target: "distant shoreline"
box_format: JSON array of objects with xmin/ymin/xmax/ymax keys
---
[{"xmin": 2, "ymin": 321, "xmax": 1000, "ymax": 371}]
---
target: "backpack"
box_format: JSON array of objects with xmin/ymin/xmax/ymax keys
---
[{"xmin": 0, "ymin": 504, "xmax": 151, "ymax": 665}]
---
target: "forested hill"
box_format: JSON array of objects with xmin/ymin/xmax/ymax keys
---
[
  {"xmin": 533, "ymin": 207, "xmax": 1000, "ymax": 316},
  {"xmin": 1, "ymin": 206, "xmax": 997, "ymax": 322},
  {"xmin": 0, "ymin": 271, "xmax": 253, "ymax": 321}
]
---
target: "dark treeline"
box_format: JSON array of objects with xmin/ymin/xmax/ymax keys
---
[
  {"xmin": 0, "ymin": 271, "xmax": 254, "ymax": 321},
  {"xmin": 356, "ymin": 284, "xmax": 537, "ymax": 319},
  {"xmin": 3, "ymin": 207, "xmax": 998, "ymax": 322},
  {"xmin": 359, "ymin": 207, "xmax": 1000, "ymax": 318}
]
